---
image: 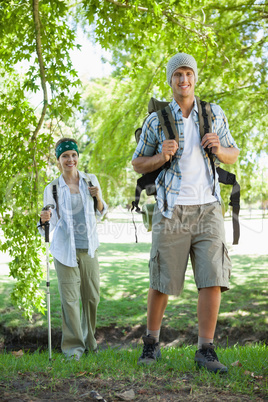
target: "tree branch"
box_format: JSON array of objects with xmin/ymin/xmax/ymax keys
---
[
  {"xmin": 240, "ymin": 36, "xmax": 268, "ymax": 55},
  {"xmin": 32, "ymin": 0, "xmax": 48, "ymax": 142},
  {"xmin": 108, "ymin": 58, "xmax": 166, "ymax": 137},
  {"xmin": 163, "ymin": 10, "xmax": 207, "ymax": 39},
  {"xmin": 104, "ymin": 0, "xmax": 211, "ymax": 39},
  {"xmin": 31, "ymin": 0, "xmax": 49, "ymax": 198},
  {"xmin": 68, "ymin": 1, "xmax": 84, "ymax": 8},
  {"xmin": 207, "ymin": 85, "xmax": 264, "ymax": 100},
  {"xmin": 105, "ymin": 0, "xmax": 148, "ymax": 12}
]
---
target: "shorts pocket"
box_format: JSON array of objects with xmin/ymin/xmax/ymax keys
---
[
  {"xmin": 222, "ymin": 243, "xmax": 232, "ymax": 280},
  {"xmin": 149, "ymin": 250, "xmax": 160, "ymax": 290}
]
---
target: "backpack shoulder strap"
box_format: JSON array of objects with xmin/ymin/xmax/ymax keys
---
[
  {"xmin": 196, "ymin": 96, "xmax": 216, "ymax": 195},
  {"xmin": 146, "ymin": 97, "xmax": 179, "ymax": 144},
  {"xmin": 196, "ymin": 97, "xmax": 240, "ymax": 244},
  {"xmin": 196, "ymin": 96, "xmax": 212, "ymax": 139},
  {"xmin": 217, "ymin": 167, "xmax": 240, "ymax": 245},
  {"xmin": 83, "ymin": 174, "xmax": 98, "ymax": 212},
  {"xmin": 157, "ymin": 106, "xmax": 179, "ymax": 144},
  {"xmin": 50, "ymin": 178, "xmax": 60, "ymax": 187},
  {"xmin": 50, "ymin": 177, "xmax": 60, "ymax": 219}
]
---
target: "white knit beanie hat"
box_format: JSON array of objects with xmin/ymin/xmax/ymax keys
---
[{"xmin": 166, "ymin": 53, "xmax": 198, "ymax": 86}]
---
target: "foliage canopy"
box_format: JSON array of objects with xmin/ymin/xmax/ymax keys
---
[{"xmin": 0, "ymin": 0, "xmax": 267, "ymax": 317}]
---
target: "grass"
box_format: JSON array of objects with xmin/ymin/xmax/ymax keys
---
[
  {"xmin": 0, "ymin": 242, "xmax": 267, "ymax": 399},
  {"xmin": 1, "ymin": 243, "xmax": 267, "ymax": 332},
  {"xmin": 0, "ymin": 343, "xmax": 267, "ymax": 399}
]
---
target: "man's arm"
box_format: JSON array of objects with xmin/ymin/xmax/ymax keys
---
[
  {"xmin": 214, "ymin": 145, "xmax": 239, "ymax": 164},
  {"xmin": 132, "ymin": 139, "xmax": 178, "ymax": 174},
  {"xmin": 201, "ymin": 133, "xmax": 239, "ymax": 164}
]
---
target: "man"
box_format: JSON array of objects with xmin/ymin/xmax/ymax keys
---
[{"xmin": 132, "ymin": 53, "xmax": 239, "ymax": 373}]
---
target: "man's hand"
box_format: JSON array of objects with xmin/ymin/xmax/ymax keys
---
[
  {"xmin": 132, "ymin": 139, "xmax": 179, "ymax": 174},
  {"xmin": 201, "ymin": 133, "xmax": 239, "ymax": 164},
  {"xmin": 162, "ymin": 139, "xmax": 178, "ymax": 160},
  {"xmin": 201, "ymin": 133, "xmax": 221, "ymax": 155}
]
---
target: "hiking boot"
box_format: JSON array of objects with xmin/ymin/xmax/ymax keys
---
[
  {"xmin": 194, "ymin": 343, "xmax": 228, "ymax": 373},
  {"xmin": 66, "ymin": 354, "xmax": 80, "ymax": 362},
  {"xmin": 138, "ymin": 334, "xmax": 161, "ymax": 365}
]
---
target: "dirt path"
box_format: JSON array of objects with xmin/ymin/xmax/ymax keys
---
[{"xmin": 1, "ymin": 375, "xmax": 263, "ymax": 401}]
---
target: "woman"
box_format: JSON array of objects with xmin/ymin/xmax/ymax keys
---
[{"xmin": 39, "ymin": 137, "xmax": 107, "ymax": 360}]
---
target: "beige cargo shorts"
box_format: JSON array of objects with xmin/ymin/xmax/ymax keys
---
[{"xmin": 149, "ymin": 202, "xmax": 232, "ymax": 296}]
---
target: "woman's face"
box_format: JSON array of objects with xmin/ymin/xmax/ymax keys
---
[{"xmin": 58, "ymin": 150, "xmax": 79, "ymax": 173}]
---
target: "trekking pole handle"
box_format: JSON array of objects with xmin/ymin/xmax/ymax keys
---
[
  {"xmin": 44, "ymin": 222, "xmax": 49, "ymax": 243},
  {"xmin": 42, "ymin": 204, "xmax": 54, "ymax": 211},
  {"xmin": 42, "ymin": 205, "xmax": 54, "ymax": 243}
]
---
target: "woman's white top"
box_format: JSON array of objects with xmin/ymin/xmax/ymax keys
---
[{"xmin": 38, "ymin": 171, "xmax": 107, "ymax": 267}]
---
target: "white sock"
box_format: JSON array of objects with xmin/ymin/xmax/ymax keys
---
[
  {"xmin": 198, "ymin": 336, "xmax": 213, "ymax": 349},
  {"xmin": 147, "ymin": 329, "xmax": 160, "ymax": 342}
]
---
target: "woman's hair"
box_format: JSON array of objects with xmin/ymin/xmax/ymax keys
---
[{"xmin": 55, "ymin": 137, "xmax": 79, "ymax": 172}]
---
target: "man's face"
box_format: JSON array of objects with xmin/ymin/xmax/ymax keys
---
[{"xmin": 171, "ymin": 67, "xmax": 195, "ymax": 101}]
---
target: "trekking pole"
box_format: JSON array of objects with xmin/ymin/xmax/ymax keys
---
[{"xmin": 42, "ymin": 204, "xmax": 54, "ymax": 361}]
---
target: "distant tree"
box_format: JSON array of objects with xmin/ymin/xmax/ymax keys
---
[
  {"xmin": 0, "ymin": 0, "xmax": 267, "ymax": 318},
  {"xmin": 0, "ymin": 0, "xmax": 81, "ymax": 318},
  {"xmin": 79, "ymin": 0, "xmax": 267, "ymax": 206}
]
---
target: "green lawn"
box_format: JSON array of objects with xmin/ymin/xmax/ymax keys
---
[
  {"xmin": 0, "ymin": 243, "xmax": 267, "ymax": 334},
  {"xmin": 0, "ymin": 243, "xmax": 267, "ymax": 400},
  {"xmin": 0, "ymin": 342, "xmax": 267, "ymax": 400}
]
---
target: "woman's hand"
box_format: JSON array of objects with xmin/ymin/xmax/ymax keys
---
[
  {"xmin": 89, "ymin": 186, "xmax": 100, "ymax": 201},
  {"xmin": 40, "ymin": 210, "xmax": 52, "ymax": 224},
  {"xmin": 89, "ymin": 186, "xmax": 104, "ymax": 212}
]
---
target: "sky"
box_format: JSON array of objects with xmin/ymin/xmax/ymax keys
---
[
  {"xmin": 70, "ymin": 29, "xmax": 113, "ymax": 81},
  {"xmin": 17, "ymin": 29, "xmax": 113, "ymax": 109}
]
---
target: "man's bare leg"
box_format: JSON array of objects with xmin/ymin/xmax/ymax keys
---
[
  {"xmin": 195, "ymin": 286, "xmax": 228, "ymax": 372},
  {"xmin": 147, "ymin": 288, "xmax": 169, "ymax": 331},
  {"xmin": 138, "ymin": 288, "xmax": 168, "ymax": 365},
  {"xmin": 197, "ymin": 286, "xmax": 221, "ymax": 342}
]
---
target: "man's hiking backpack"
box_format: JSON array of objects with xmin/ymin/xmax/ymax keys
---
[
  {"xmin": 131, "ymin": 97, "xmax": 240, "ymax": 245},
  {"xmin": 50, "ymin": 175, "xmax": 98, "ymax": 219}
]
